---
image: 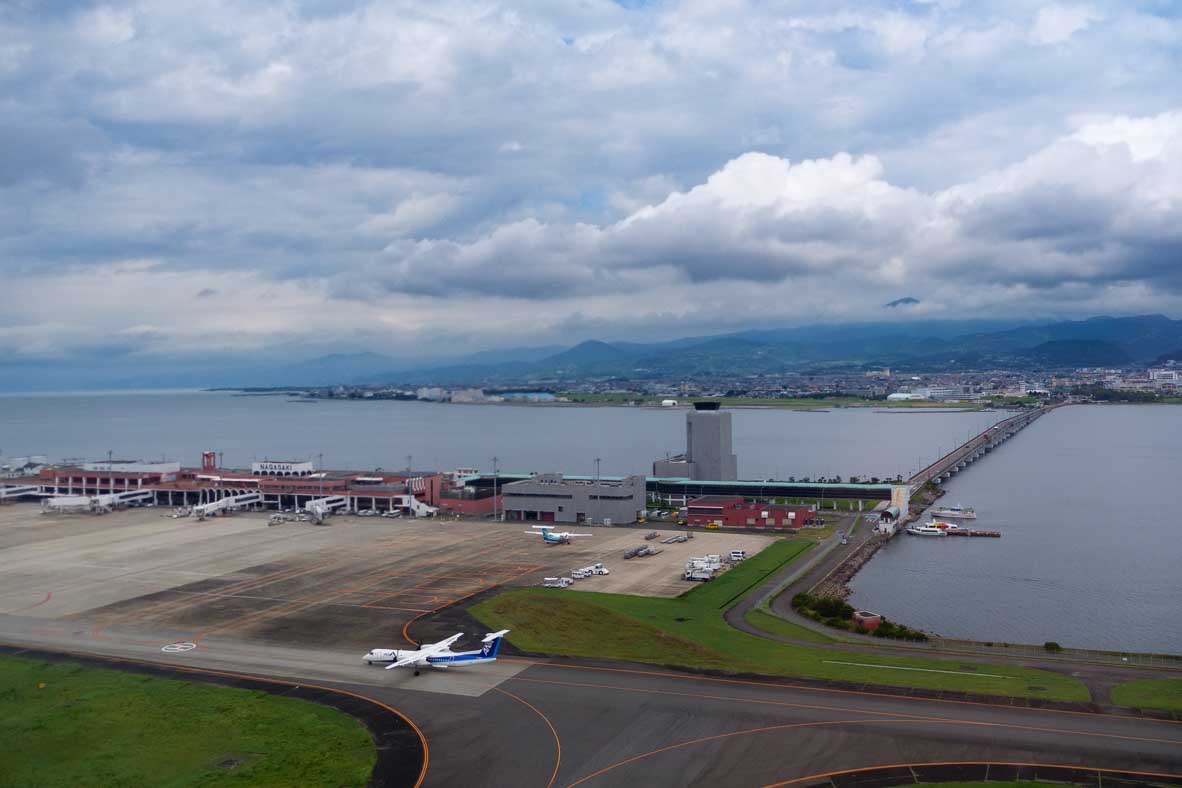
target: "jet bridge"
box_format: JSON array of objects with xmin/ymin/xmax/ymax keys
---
[
  {"xmin": 191, "ymin": 492, "xmax": 264, "ymax": 520},
  {"xmin": 94, "ymin": 490, "xmax": 155, "ymax": 508},
  {"xmin": 398, "ymin": 494, "xmax": 438, "ymax": 518},
  {"xmin": 306, "ymin": 495, "xmax": 347, "ymax": 523},
  {"xmin": 0, "ymin": 485, "xmax": 39, "ymax": 501}
]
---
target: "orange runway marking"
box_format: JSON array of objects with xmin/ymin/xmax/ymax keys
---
[
  {"xmin": 6, "ymin": 591, "xmax": 53, "ymax": 614},
  {"xmin": 0, "ymin": 638, "xmax": 429, "ymax": 788},
  {"xmin": 566, "ymin": 718, "xmax": 911, "ymax": 787},
  {"xmin": 511, "ymin": 676, "xmax": 1182, "ymax": 746},
  {"xmin": 762, "ymin": 762, "xmax": 1182, "ymax": 788},
  {"xmin": 500, "ymin": 658, "xmax": 1182, "ymax": 726},
  {"xmin": 567, "ymin": 715, "xmax": 1182, "ymax": 787},
  {"xmin": 494, "ymin": 687, "xmax": 561, "ymax": 788}
]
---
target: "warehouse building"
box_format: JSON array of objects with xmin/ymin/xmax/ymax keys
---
[
  {"xmin": 501, "ymin": 473, "xmax": 645, "ymax": 525},
  {"xmin": 685, "ymin": 495, "xmax": 814, "ymax": 529}
]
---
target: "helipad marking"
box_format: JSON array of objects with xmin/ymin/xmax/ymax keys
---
[
  {"xmin": 161, "ymin": 642, "xmax": 197, "ymax": 653},
  {"xmin": 822, "ymin": 660, "xmax": 1009, "ymax": 679}
]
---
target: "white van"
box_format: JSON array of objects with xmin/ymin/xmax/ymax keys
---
[
  {"xmin": 729, "ymin": 550, "xmax": 747, "ymax": 562},
  {"xmin": 570, "ymin": 569, "xmax": 589, "ymax": 580}
]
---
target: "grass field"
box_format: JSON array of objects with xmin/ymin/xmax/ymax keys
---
[
  {"xmin": 472, "ymin": 539, "xmax": 1090, "ymax": 703},
  {"xmin": 744, "ymin": 606, "xmax": 838, "ymax": 644},
  {"xmin": 0, "ymin": 655, "xmax": 376, "ymax": 787},
  {"xmin": 1111, "ymin": 678, "xmax": 1182, "ymax": 713}
]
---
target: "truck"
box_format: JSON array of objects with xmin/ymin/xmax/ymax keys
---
[
  {"xmin": 542, "ymin": 577, "xmax": 573, "ymax": 588},
  {"xmin": 684, "ymin": 567, "xmax": 714, "ymax": 582},
  {"xmin": 570, "ymin": 568, "xmax": 589, "ymax": 580},
  {"xmin": 581, "ymin": 563, "xmax": 610, "ymax": 575},
  {"xmin": 729, "ymin": 550, "xmax": 747, "ymax": 562}
]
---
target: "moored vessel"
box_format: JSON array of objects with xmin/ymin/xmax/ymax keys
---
[{"xmin": 930, "ymin": 503, "xmax": 976, "ymax": 519}]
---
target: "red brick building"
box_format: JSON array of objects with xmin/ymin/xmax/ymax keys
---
[{"xmin": 685, "ymin": 495, "xmax": 813, "ymax": 530}]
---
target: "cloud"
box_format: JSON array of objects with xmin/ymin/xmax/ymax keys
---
[
  {"xmin": 1031, "ymin": 5, "xmax": 1101, "ymax": 45},
  {"xmin": 1, "ymin": 1, "xmax": 1181, "ymax": 369}
]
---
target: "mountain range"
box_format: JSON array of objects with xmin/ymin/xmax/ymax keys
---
[
  {"xmin": 355, "ymin": 314, "xmax": 1182, "ymax": 386},
  {"xmin": 4, "ymin": 315, "xmax": 1181, "ymax": 392}
]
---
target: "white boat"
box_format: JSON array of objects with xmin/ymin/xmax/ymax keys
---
[
  {"xmin": 930, "ymin": 503, "xmax": 976, "ymax": 519},
  {"xmin": 928, "ymin": 520, "xmax": 961, "ymax": 532},
  {"xmin": 906, "ymin": 523, "xmax": 948, "ymax": 536}
]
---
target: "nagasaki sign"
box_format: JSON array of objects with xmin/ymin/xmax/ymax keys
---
[{"xmin": 252, "ymin": 461, "xmax": 313, "ymax": 474}]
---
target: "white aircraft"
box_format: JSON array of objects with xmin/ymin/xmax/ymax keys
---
[
  {"xmin": 524, "ymin": 525, "xmax": 593, "ymax": 545},
  {"xmin": 363, "ymin": 630, "xmax": 510, "ymax": 676}
]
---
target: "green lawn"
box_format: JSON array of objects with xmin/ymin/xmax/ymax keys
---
[
  {"xmin": 0, "ymin": 655, "xmax": 376, "ymax": 787},
  {"xmin": 1111, "ymin": 678, "xmax": 1182, "ymax": 713},
  {"xmin": 473, "ymin": 539, "xmax": 1089, "ymax": 703},
  {"xmin": 744, "ymin": 606, "xmax": 838, "ymax": 644}
]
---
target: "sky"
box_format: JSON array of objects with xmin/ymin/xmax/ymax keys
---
[{"xmin": 2, "ymin": 0, "xmax": 1181, "ymax": 370}]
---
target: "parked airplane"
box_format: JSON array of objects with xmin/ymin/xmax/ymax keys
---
[
  {"xmin": 524, "ymin": 525, "xmax": 593, "ymax": 545},
  {"xmin": 363, "ymin": 630, "xmax": 510, "ymax": 676}
]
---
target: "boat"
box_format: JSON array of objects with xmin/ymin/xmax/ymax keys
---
[
  {"xmin": 930, "ymin": 503, "xmax": 976, "ymax": 519},
  {"xmin": 905, "ymin": 523, "xmax": 948, "ymax": 536},
  {"xmin": 928, "ymin": 520, "xmax": 961, "ymax": 532}
]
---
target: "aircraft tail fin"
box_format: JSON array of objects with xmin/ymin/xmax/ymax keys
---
[{"xmin": 480, "ymin": 629, "xmax": 510, "ymax": 658}]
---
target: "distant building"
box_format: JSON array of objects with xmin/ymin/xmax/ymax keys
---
[
  {"xmin": 251, "ymin": 460, "xmax": 314, "ymax": 477},
  {"xmin": 501, "ymin": 473, "xmax": 644, "ymax": 525},
  {"xmin": 652, "ymin": 401, "xmax": 738, "ymax": 481},
  {"xmin": 450, "ymin": 388, "xmax": 487, "ymax": 403},
  {"xmin": 684, "ymin": 495, "xmax": 813, "ymax": 529}
]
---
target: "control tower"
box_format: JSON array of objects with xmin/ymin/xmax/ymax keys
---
[{"xmin": 652, "ymin": 401, "xmax": 738, "ymax": 481}]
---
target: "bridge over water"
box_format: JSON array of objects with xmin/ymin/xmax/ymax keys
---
[{"xmin": 908, "ymin": 406, "xmax": 1052, "ymax": 489}]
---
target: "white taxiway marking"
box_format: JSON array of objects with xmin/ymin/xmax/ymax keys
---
[{"xmin": 822, "ymin": 660, "xmax": 1010, "ymax": 679}]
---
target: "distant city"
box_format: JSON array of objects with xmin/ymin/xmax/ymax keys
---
[{"xmin": 286, "ymin": 361, "xmax": 1181, "ymax": 407}]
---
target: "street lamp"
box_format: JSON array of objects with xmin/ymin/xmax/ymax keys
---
[{"xmin": 492, "ymin": 456, "xmax": 500, "ymax": 522}]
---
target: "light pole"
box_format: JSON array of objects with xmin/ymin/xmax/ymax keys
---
[
  {"xmin": 594, "ymin": 457, "xmax": 601, "ymax": 525},
  {"xmin": 318, "ymin": 453, "xmax": 324, "ymax": 500},
  {"xmin": 492, "ymin": 456, "xmax": 499, "ymax": 522}
]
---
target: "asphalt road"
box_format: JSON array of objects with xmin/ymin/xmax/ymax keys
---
[{"xmin": 4, "ymin": 619, "xmax": 1180, "ymax": 788}]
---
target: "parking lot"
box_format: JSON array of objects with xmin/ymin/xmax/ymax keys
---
[{"xmin": 0, "ymin": 505, "xmax": 778, "ymax": 651}]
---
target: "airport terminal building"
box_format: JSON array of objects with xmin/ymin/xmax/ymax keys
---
[{"xmin": 501, "ymin": 473, "xmax": 645, "ymax": 525}]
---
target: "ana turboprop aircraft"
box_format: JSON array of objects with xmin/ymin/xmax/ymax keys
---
[
  {"xmin": 525, "ymin": 525, "xmax": 593, "ymax": 545},
  {"xmin": 363, "ymin": 630, "xmax": 510, "ymax": 676}
]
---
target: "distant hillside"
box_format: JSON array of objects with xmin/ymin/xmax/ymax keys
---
[
  {"xmin": 1017, "ymin": 340, "xmax": 1132, "ymax": 367},
  {"xmin": 349, "ymin": 314, "xmax": 1181, "ymax": 385},
  {"xmin": 1153, "ymin": 348, "xmax": 1182, "ymax": 366}
]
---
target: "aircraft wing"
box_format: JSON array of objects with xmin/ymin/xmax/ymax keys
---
[
  {"xmin": 383, "ymin": 633, "xmax": 464, "ymax": 669},
  {"xmin": 385, "ymin": 652, "xmax": 430, "ymax": 670}
]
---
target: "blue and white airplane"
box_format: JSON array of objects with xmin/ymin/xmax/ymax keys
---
[
  {"xmin": 363, "ymin": 630, "xmax": 510, "ymax": 676},
  {"xmin": 525, "ymin": 525, "xmax": 593, "ymax": 545}
]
